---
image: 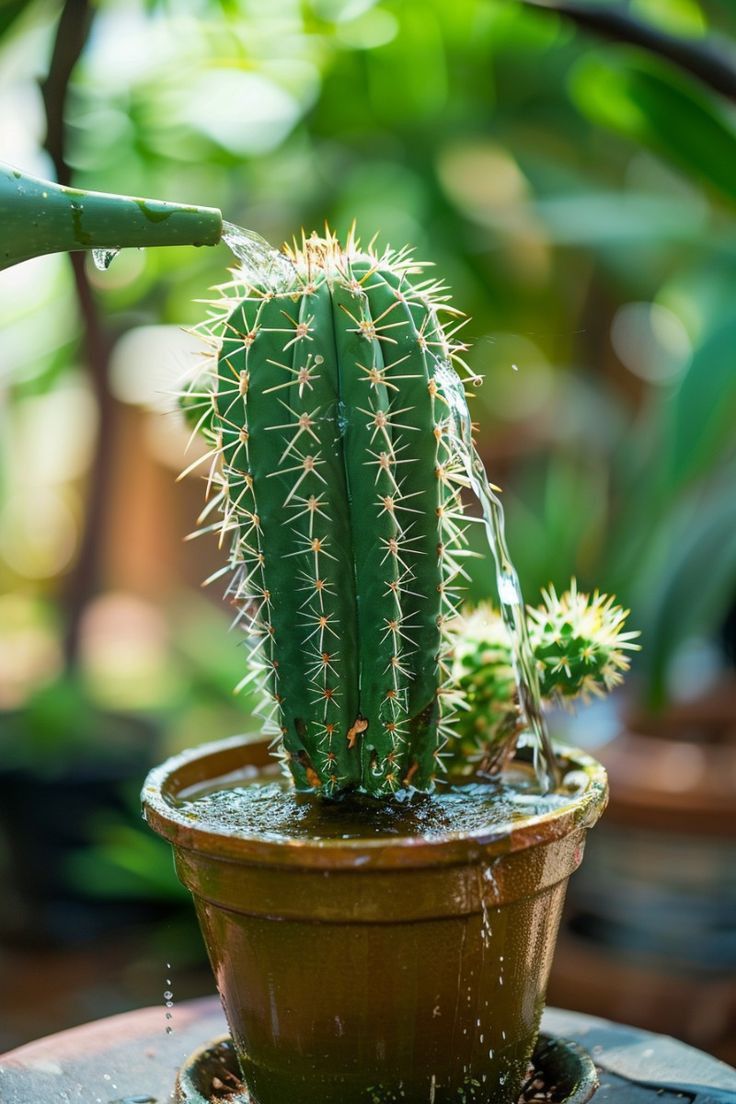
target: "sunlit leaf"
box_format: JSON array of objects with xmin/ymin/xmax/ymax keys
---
[
  {"xmin": 569, "ymin": 54, "xmax": 736, "ymax": 203},
  {"xmin": 632, "ymin": 0, "xmax": 707, "ymax": 37}
]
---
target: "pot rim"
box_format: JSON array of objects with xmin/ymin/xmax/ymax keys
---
[{"xmin": 142, "ymin": 734, "xmax": 607, "ymax": 870}]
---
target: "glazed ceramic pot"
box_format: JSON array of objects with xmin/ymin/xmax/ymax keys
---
[{"xmin": 143, "ymin": 734, "xmax": 607, "ymax": 1104}]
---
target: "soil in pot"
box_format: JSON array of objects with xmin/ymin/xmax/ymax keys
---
[
  {"xmin": 172, "ymin": 761, "xmax": 576, "ymax": 841},
  {"xmin": 144, "ymin": 736, "xmax": 606, "ymax": 1104}
]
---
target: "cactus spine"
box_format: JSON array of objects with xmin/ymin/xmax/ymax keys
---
[
  {"xmin": 450, "ymin": 583, "xmax": 639, "ymax": 777},
  {"xmin": 186, "ymin": 229, "xmax": 473, "ymax": 797}
]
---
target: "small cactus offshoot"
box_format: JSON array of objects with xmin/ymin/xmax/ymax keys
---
[
  {"xmin": 450, "ymin": 584, "xmax": 639, "ymax": 778},
  {"xmin": 184, "ymin": 228, "xmax": 475, "ymax": 797}
]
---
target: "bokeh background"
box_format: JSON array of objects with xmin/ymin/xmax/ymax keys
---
[{"xmin": 1, "ymin": 0, "xmax": 735, "ymax": 1063}]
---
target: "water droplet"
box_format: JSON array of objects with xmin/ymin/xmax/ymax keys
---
[
  {"xmin": 163, "ymin": 990, "xmax": 172, "ymax": 1000},
  {"xmin": 92, "ymin": 248, "xmax": 119, "ymax": 271}
]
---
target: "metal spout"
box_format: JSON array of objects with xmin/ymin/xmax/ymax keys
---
[{"xmin": 0, "ymin": 164, "xmax": 223, "ymax": 271}]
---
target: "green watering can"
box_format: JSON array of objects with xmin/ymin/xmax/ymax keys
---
[{"xmin": 0, "ymin": 163, "xmax": 223, "ymax": 270}]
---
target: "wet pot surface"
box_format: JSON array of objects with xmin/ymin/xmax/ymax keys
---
[{"xmin": 143, "ymin": 735, "xmax": 607, "ymax": 1104}]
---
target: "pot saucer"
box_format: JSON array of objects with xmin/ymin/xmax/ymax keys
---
[{"xmin": 175, "ymin": 1032, "xmax": 599, "ymax": 1103}]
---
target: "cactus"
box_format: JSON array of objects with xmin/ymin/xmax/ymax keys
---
[
  {"xmin": 450, "ymin": 583, "xmax": 639, "ymax": 777},
  {"xmin": 185, "ymin": 228, "xmax": 474, "ymax": 797}
]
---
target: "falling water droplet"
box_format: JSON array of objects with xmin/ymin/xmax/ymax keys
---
[
  {"xmin": 163, "ymin": 965, "xmax": 174, "ymax": 1035},
  {"xmin": 92, "ymin": 248, "xmax": 119, "ymax": 271}
]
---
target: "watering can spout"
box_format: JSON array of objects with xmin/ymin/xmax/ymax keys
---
[{"xmin": 0, "ymin": 164, "xmax": 223, "ymax": 271}]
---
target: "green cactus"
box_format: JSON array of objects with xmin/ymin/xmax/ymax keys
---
[
  {"xmin": 450, "ymin": 583, "xmax": 639, "ymax": 778},
  {"xmin": 185, "ymin": 229, "xmax": 474, "ymax": 797}
]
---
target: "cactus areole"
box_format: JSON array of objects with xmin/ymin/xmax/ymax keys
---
[{"xmin": 189, "ymin": 229, "xmax": 473, "ymax": 797}]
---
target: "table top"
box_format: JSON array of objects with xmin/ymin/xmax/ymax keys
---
[{"xmin": 1, "ymin": 997, "xmax": 735, "ymax": 1104}]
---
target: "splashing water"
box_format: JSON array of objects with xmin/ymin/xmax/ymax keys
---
[
  {"xmin": 435, "ymin": 363, "xmax": 560, "ymax": 791},
  {"xmin": 92, "ymin": 248, "xmax": 119, "ymax": 271},
  {"xmin": 221, "ymin": 221, "xmax": 295, "ymax": 290}
]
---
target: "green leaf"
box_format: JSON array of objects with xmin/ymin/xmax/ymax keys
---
[
  {"xmin": 569, "ymin": 54, "xmax": 736, "ymax": 204},
  {"xmin": 634, "ymin": 471, "xmax": 736, "ymax": 700},
  {"xmin": 631, "ymin": 0, "xmax": 707, "ymax": 37},
  {"xmin": 667, "ymin": 316, "xmax": 736, "ymax": 489},
  {"xmin": 0, "ymin": 0, "xmax": 30, "ymax": 39},
  {"xmin": 65, "ymin": 822, "xmax": 188, "ymax": 900}
]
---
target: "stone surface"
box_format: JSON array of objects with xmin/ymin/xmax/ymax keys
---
[{"xmin": 0, "ymin": 997, "xmax": 735, "ymax": 1104}]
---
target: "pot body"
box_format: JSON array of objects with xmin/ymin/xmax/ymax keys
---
[{"xmin": 144, "ymin": 736, "xmax": 607, "ymax": 1104}]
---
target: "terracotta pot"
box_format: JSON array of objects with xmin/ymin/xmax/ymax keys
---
[{"xmin": 143, "ymin": 735, "xmax": 607, "ymax": 1104}]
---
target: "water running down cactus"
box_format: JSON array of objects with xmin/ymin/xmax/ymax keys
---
[
  {"xmin": 184, "ymin": 228, "xmax": 475, "ymax": 796},
  {"xmin": 184, "ymin": 228, "xmax": 637, "ymax": 798},
  {"xmin": 449, "ymin": 583, "xmax": 639, "ymax": 778}
]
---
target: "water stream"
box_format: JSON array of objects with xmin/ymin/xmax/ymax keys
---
[
  {"xmin": 221, "ymin": 221, "xmax": 295, "ymax": 289},
  {"xmin": 435, "ymin": 364, "xmax": 560, "ymax": 792}
]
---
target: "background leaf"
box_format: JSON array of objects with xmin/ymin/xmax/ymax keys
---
[{"xmin": 570, "ymin": 54, "xmax": 736, "ymax": 203}]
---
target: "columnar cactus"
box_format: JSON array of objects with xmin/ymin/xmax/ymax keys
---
[
  {"xmin": 450, "ymin": 584, "xmax": 639, "ymax": 777},
  {"xmin": 186, "ymin": 229, "xmax": 473, "ymax": 796}
]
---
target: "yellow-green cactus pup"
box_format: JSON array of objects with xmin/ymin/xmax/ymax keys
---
[{"xmin": 451, "ymin": 584, "xmax": 639, "ymax": 777}]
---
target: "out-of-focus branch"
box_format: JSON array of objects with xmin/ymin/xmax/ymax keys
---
[
  {"xmin": 41, "ymin": 0, "xmax": 92, "ymax": 186},
  {"xmin": 520, "ymin": 0, "xmax": 736, "ymax": 103},
  {"xmin": 41, "ymin": 0, "xmax": 118, "ymax": 671}
]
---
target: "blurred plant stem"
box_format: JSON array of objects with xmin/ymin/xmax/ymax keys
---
[
  {"xmin": 41, "ymin": 0, "xmax": 119, "ymax": 673},
  {"xmin": 520, "ymin": 0, "xmax": 736, "ymax": 103}
]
